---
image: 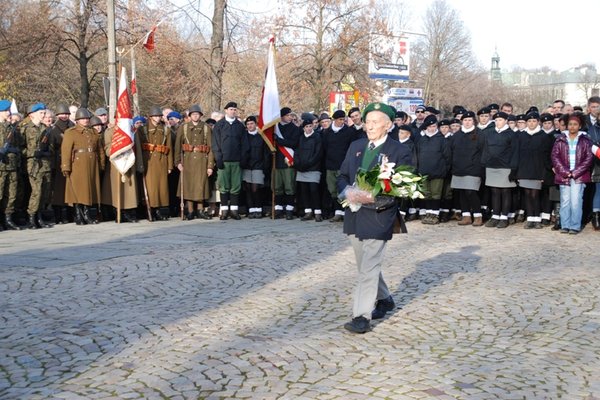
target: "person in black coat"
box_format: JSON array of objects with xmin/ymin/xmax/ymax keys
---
[
  {"xmin": 480, "ymin": 112, "xmax": 518, "ymax": 228},
  {"xmin": 294, "ymin": 120, "xmax": 324, "ymax": 221},
  {"xmin": 416, "ymin": 115, "xmax": 450, "ymax": 224},
  {"xmin": 212, "ymin": 101, "xmax": 245, "ymax": 220},
  {"xmin": 449, "ymin": 111, "xmax": 485, "ymax": 226},
  {"xmin": 336, "ymin": 102, "xmax": 411, "ymax": 334},
  {"xmin": 322, "ymin": 109, "xmax": 360, "ymax": 222},
  {"xmin": 241, "ymin": 116, "xmax": 270, "ymax": 219},
  {"xmin": 274, "ymin": 107, "xmax": 300, "ymax": 219},
  {"xmin": 515, "ymin": 112, "xmax": 555, "ymax": 229}
]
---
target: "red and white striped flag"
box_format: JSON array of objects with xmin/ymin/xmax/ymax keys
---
[
  {"xmin": 142, "ymin": 26, "xmax": 157, "ymax": 52},
  {"xmin": 258, "ymin": 35, "xmax": 293, "ymax": 164},
  {"xmin": 110, "ymin": 66, "xmax": 135, "ymax": 175},
  {"xmin": 130, "ymin": 65, "xmax": 137, "ymax": 95}
]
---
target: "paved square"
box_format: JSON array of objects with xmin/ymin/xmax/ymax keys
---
[{"xmin": 1, "ymin": 219, "xmax": 599, "ymax": 399}]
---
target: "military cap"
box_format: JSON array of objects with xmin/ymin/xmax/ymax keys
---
[
  {"xmin": 318, "ymin": 113, "xmax": 331, "ymax": 122},
  {"xmin": 74, "ymin": 108, "xmax": 92, "ymax": 120},
  {"xmin": 302, "ymin": 119, "xmax": 314, "ymax": 128},
  {"xmin": 332, "ymin": 110, "xmax": 346, "ymax": 119},
  {"xmin": 526, "ymin": 106, "xmax": 539, "ymax": 115},
  {"xmin": 205, "ymin": 118, "xmax": 217, "ymax": 125},
  {"xmin": 89, "ymin": 116, "xmax": 103, "ymax": 126},
  {"xmin": 280, "ymin": 107, "xmax": 292, "ymax": 117},
  {"xmin": 540, "ymin": 113, "xmax": 553, "ymax": 123},
  {"xmin": 245, "ymin": 115, "xmax": 257, "ymax": 124},
  {"xmin": 493, "ymin": 111, "xmax": 509, "ymax": 120},
  {"xmin": 224, "ymin": 101, "xmax": 238, "ymax": 109},
  {"xmin": 420, "ymin": 114, "xmax": 438, "ymax": 130},
  {"xmin": 527, "ymin": 112, "xmax": 540, "ymax": 121},
  {"xmin": 398, "ymin": 124, "xmax": 413, "ymax": 133},
  {"xmin": 450, "ymin": 118, "xmax": 461, "ymax": 125},
  {"xmin": 477, "ymin": 107, "xmax": 491, "ymax": 115},
  {"xmin": 438, "ymin": 119, "xmax": 451, "ymax": 127},
  {"xmin": 167, "ymin": 111, "xmax": 182, "ymax": 120},
  {"xmin": 148, "ymin": 106, "xmax": 162, "ymax": 117},
  {"xmin": 348, "ymin": 107, "xmax": 361, "ymax": 116},
  {"xmin": 395, "ymin": 110, "xmax": 408, "ymax": 119},
  {"xmin": 94, "ymin": 107, "xmax": 108, "ymax": 116},
  {"xmin": 188, "ymin": 105, "xmax": 203, "ymax": 115},
  {"xmin": 362, "ymin": 102, "xmax": 396, "ymax": 121},
  {"xmin": 28, "ymin": 102, "xmax": 46, "ymax": 114},
  {"xmin": 0, "ymin": 100, "xmax": 11, "ymax": 112},
  {"xmin": 461, "ymin": 111, "xmax": 476, "ymax": 120},
  {"xmin": 515, "ymin": 114, "xmax": 527, "ymax": 122},
  {"xmin": 55, "ymin": 104, "xmax": 70, "ymax": 115},
  {"xmin": 507, "ymin": 115, "xmax": 517, "ymax": 122},
  {"xmin": 132, "ymin": 116, "xmax": 146, "ymax": 125},
  {"xmin": 425, "ymin": 106, "xmax": 440, "ymax": 115},
  {"xmin": 488, "ymin": 103, "xmax": 500, "ymax": 111},
  {"xmin": 452, "ymin": 105, "xmax": 466, "ymax": 115}
]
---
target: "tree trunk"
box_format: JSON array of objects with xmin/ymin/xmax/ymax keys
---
[
  {"xmin": 79, "ymin": 50, "xmax": 90, "ymax": 107},
  {"xmin": 210, "ymin": 0, "xmax": 226, "ymax": 112}
]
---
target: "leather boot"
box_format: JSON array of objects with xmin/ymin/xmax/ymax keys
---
[
  {"xmin": 53, "ymin": 206, "xmax": 62, "ymax": 224},
  {"xmin": 472, "ymin": 216, "xmax": 483, "ymax": 226},
  {"xmin": 285, "ymin": 210, "xmax": 294, "ymax": 220},
  {"xmin": 27, "ymin": 214, "xmax": 39, "ymax": 229},
  {"xmin": 229, "ymin": 210, "xmax": 241, "ymax": 220},
  {"xmin": 83, "ymin": 206, "xmax": 98, "ymax": 224},
  {"xmin": 37, "ymin": 211, "xmax": 50, "ymax": 228},
  {"xmin": 551, "ymin": 204, "xmax": 561, "ymax": 231},
  {"xmin": 592, "ymin": 211, "xmax": 600, "ymax": 231},
  {"xmin": 301, "ymin": 211, "xmax": 314, "ymax": 221},
  {"xmin": 74, "ymin": 205, "xmax": 85, "ymax": 225},
  {"xmin": 219, "ymin": 210, "xmax": 229, "ymax": 220},
  {"xmin": 5, "ymin": 214, "xmax": 22, "ymax": 230},
  {"xmin": 458, "ymin": 215, "xmax": 472, "ymax": 225}
]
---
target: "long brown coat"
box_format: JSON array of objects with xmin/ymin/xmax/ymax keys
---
[
  {"xmin": 138, "ymin": 121, "xmax": 173, "ymax": 207},
  {"xmin": 101, "ymin": 127, "xmax": 144, "ymax": 209},
  {"xmin": 61, "ymin": 124, "xmax": 105, "ymax": 206},
  {"xmin": 174, "ymin": 121, "xmax": 215, "ymax": 201}
]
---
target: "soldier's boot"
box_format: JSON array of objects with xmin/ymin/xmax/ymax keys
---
[
  {"xmin": 82, "ymin": 206, "xmax": 98, "ymax": 224},
  {"xmin": 74, "ymin": 205, "xmax": 85, "ymax": 225},
  {"xmin": 37, "ymin": 211, "xmax": 50, "ymax": 228},
  {"xmin": 61, "ymin": 207, "xmax": 70, "ymax": 224},
  {"xmin": 53, "ymin": 206, "xmax": 62, "ymax": 224},
  {"xmin": 285, "ymin": 210, "xmax": 295, "ymax": 220},
  {"xmin": 27, "ymin": 214, "xmax": 40, "ymax": 230},
  {"xmin": 229, "ymin": 210, "xmax": 241, "ymax": 220},
  {"xmin": 301, "ymin": 211, "xmax": 314, "ymax": 221},
  {"xmin": 5, "ymin": 214, "xmax": 22, "ymax": 230}
]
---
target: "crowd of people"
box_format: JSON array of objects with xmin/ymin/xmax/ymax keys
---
[{"xmin": 1, "ymin": 96, "xmax": 599, "ymax": 235}]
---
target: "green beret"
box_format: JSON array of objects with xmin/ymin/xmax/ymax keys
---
[{"xmin": 362, "ymin": 102, "xmax": 395, "ymax": 121}]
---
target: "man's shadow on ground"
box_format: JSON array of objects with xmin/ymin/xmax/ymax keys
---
[{"xmin": 377, "ymin": 245, "xmax": 481, "ymax": 322}]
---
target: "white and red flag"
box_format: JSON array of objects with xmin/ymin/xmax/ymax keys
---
[
  {"xmin": 110, "ymin": 66, "xmax": 135, "ymax": 175},
  {"xmin": 257, "ymin": 35, "xmax": 294, "ymax": 164},
  {"xmin": 142, "ymin": 26, "xmax": 157, "ymax": 52},
  {"xmin": 130, "ymin": 64, "xmax": 137, "ymax": 95}
]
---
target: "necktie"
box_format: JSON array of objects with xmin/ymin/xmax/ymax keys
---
[{"xmin": 368, "ymin": 142, "xmax": 375, "ymax": 150}]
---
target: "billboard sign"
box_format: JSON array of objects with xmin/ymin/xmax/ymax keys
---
[{"xmin": 368, "ymin": 35, "xmax": 410, "ymax": 81}]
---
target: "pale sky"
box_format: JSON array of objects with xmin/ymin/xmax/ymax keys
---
[{"xmin": 416, "ymin": 0, "xmax": 600, "ymax": 71}]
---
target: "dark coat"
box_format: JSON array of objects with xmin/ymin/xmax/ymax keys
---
[
  {"xmin": 515, "ymin": 129, "xmax": 554, "ymax": 180},
  {"xmin": 322, "ymin": 124, "xmax": 358, "ymax": 170},
  {"xmin": 274, "ymin": 122, "xmax": 300, "ymax": 169},
  {"xmin": 241, "ymin": 131, "xmax": 270, "ymax": 170},
  {"xmin": 480, "ymin": 127, "xmax": 519, "ymax": 169},
  {"xmin": 586, "ymin": 122, "xmax": 600, "ymax": 182},
  {"xmin": 294, "ymin": 132, "xmax": 323, "ymax": 172},
  {"xmin": 449, "ymin": 128, "xmax": 484, "ymax": 177},
  {"xmin": 337, "ymin": 136, "xmax": 412, "ymax": 241},
  {"xmin": 211, "ymin": 118, "xmax": 245, "ymax": 166},
  {"xmin": 551, "ymin": 133, "xmax": 594, "ymax": 185},
  {"xmin": 415, "ymin": 132, "xmax": 450, "ymax": 178}
]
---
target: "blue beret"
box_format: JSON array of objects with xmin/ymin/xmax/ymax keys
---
[
  {"xmin": 132, "ymin": 116, "xmax": 146, "ymax": 125},
  {"xmin": 30, "ymin": 102, "xmax": 47, "ymax": 114},
  {"xmin": 0, "ymin": 100, "xmax": 11, "ymax": 112},
  {"xmin": 167, "ymin": 111, "xmax": 182, "ymax": 120}
]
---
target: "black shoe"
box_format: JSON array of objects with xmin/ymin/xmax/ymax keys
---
[
  {"xmin": 541, "ymin": 218, "xmax": 551, "ymax": 226},
  {"xmin": 533, "ymin": 222, "xmax": 543, "ymax": 229},
  {"xmin": 485, "ymin": 218, "xmax": 499, "ymax": 228},
  {"xmin": 285, "ymin": 211, "xmax": 294, "ymax": 220},
  {"xmin": 593, "ymin": 212, "xmax": 600, "ymax": 231},
  {"xmin": 27, "ymin": 214, "xmax": 39, "ymax": 229},
  {"xmin": 569, "ymin": 229, "xmax": 580, "ymax": 235},
  {"xmin": 219, "ymin": 211, "xmax": 229, "ymax": 221},
  {"xmin": 83, "ymin": 206, "xmax": 98, "ymax": 224},
  {"xmin": 5, "ymin": 214, "xmax": 22, "ymax": 230},
  {"xmin": 344, "ymin": 316, "xmax": 370, "ymax": 334},
  {"xmin": 229, "ymin": 210, "xmax": 241, "ymax": 220},
  {"xmin": 197, "ymin": 210, "xmax": 211, "ymax": 220},
  {"xmin": 37, "ymin": 212, "xmax": 50, "ymax": 228},
  {"xmin": 507, "ymin": 217, "xmax": 516, "ymax": 225},
  {"xmin": 315, "ymin": 214, "xmax": 323, "ymax": 222},
  {"xmin": 560, "ymin": 228, "xmax": 569, "ymax": 234},
  {"xmin": 516, "ymin": 214, "xmax": 525, "ymax": 223},
  {"xmin": 329, "ymin": 214, "xmax": 343, "ymax": 223},
  {"xmin": 439, "ymin": 211, "xmax": 450, "ymax": 223},
  {"xmin": 372, "ymin": 295, "xmax": 395, "ymax": 320},
  {"xmin": 496, "ymin": 219, "xmax": 509, "ymax": 229},
  {"xmin": 74, "ymin": 205, "xmax": 85, "ymax": 225},
  {"xmin": 523, "ymin": 221, "xmax": 535, "ymax": 229},
  {"xmin": 274, "ymin": 210, "xmax": 284, "ymax": 219},
  {"xmin": 405, "ymin": 213, "xmax": 418, "ymax": 222}
]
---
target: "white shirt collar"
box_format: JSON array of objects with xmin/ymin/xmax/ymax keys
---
[{"xmin": 369, "ymin": 134, "xmax": 388, "ymax": 148}]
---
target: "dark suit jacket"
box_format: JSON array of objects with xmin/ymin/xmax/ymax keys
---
[{"xmin": 337, "ymin": 136, "xmax": 413, "ymax": 241}]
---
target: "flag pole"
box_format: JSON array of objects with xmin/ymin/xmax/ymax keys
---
[
  {"xmin": 131, "ymin": 46, "xmax": 140, "ymax": 116},
  {"xmin": 271, "ymin": 151, "xmax": 276, "ymax": 219},
  {"xmin": 117, "ymin": 172, "xmax": 121, "ymax": 223}
]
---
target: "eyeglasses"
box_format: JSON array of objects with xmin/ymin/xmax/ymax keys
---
[{"xmin": 415, "ymin": 110, "xmax": 424, "ymax": 114}]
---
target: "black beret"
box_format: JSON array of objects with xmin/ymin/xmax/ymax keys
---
[
  {"xmin": 280, "ymin": 107, "xmax": 292, "ymax": 117},
  {"xmin": 526, "ymin": 106, "xmax": 539, "ymax": 115},
  {"xmin": 332, "ymin": 110, "xmax": 346, "ymax": 119},
  {"xmin": 461, "ymin": 111, "xmax": 476, "ymax": 120},
  {"xmin": 421, "ymin": 115, "xmax": 438, "ymax": 130},
  {"xmin": 205, "ymin": 118, "xmax": 217, "ymax": 125},
  {"xmin": 318, "ymin": 113, "xmax": 331, "ymax": 122},
  {"xmin": 452, "ymin": 105, "xmax": 466, "ymax": 115},
  {"xmin": 493, "ymin": 111, "xmax": 509, "ymax": 120},
  {"xmin": 540, "ymin": 113, "xmax": 553, "ymax": 123},
  {"xmin": 398, "ymin": 124, "xmax": 413, "ymax": 132},
  {"xmin": 395, "ymin": 110, "xmax": 408, "ymax": 119},
  {"xmin": 245, "ymin": 115, "xmax": 257, "ymax": 124},
  {"xmin": 527, "ymin": 112, "xmax": 540, "ymax": 121},
  {"xmin": 438, "ymin": 119, "xmax": 451, "ymax": 127},
  {"xmin": 477, "ymin": 107, "xmax": 491, "ymax": 115},
  {"xmin": 507, "ymin": 115, "xmax": 516, "ymax": 122},
  {"xmin": 302, "ymin": 119, "xmax": 314, "ymax": 128},
  {"xmin": 348, "ymin": 107, "xmax": 360, "ymax": 116},
  {"xmin": 450, "ymin": 118, "xmax": 461, "ymax": 125},
  {"xmin": 425, "ymin": 106, "xmax": 440, "ymax": 115},
  {"xmin": 301, "ymin": 112, "xmax": 315, "ymax": 122},
  {"xmin": 488, "ymin": 103, "xmax": 500, "ymax": 110},
  {"xmin": 224, "ymin": 101, "xmax": 237, "ymax": 109}
]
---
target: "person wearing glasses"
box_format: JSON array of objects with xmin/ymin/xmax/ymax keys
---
[{"xmin": 410, "ymin": 105, "xmax": 427, "ymax": 137}]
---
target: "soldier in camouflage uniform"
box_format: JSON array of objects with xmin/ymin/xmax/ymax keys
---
[
  {"xmin": 0, "ymin": 100, "xmax": 23, "ymax": 230},
  {"xmin": 22, "ymin": 103, "xmax": 53, "ymax": 229}
]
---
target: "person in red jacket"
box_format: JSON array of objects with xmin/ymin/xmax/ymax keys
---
[{"xmin": 551, "ymin": 113, "xmax": 594, "ymax": 234}]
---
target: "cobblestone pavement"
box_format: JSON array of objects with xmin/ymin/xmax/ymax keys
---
[{"xmin": 1, "ymin": 217, "xmax": 600, "ymax": 400}]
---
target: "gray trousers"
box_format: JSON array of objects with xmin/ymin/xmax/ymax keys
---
[{"xmin": 349, "ymin": 236, "xmax": 391, "ymax": 319}]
